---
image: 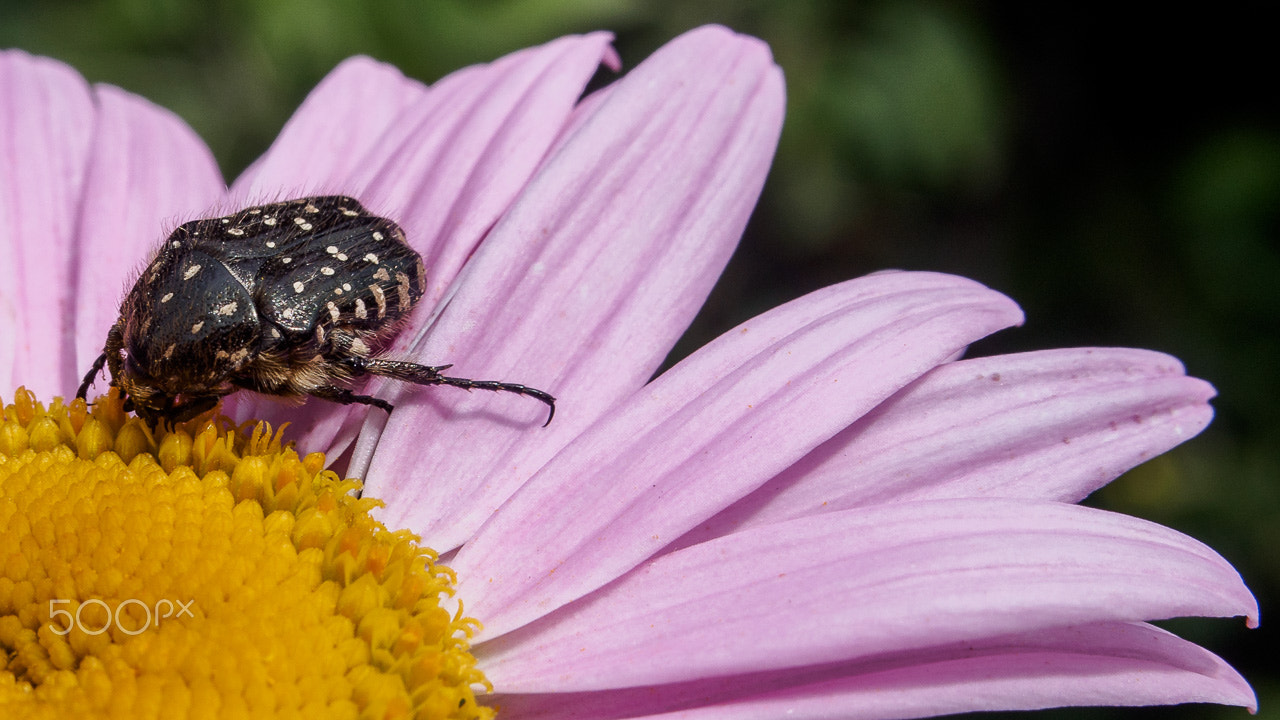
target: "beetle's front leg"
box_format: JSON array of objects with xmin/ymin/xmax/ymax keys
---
[
  {"xmin": 78, "ymin": 323, "xmax": 126, "ymax": 400},
  {"xmin": 77, "ymin": 353, "xmax": 109, "ymax": 400}
]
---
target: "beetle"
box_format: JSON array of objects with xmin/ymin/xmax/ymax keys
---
[{"xmin": 76, "ymin": 195, "xmax": 555, "ymax": 427}]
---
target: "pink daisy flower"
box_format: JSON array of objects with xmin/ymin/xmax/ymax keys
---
[{"xmin": 0, "ymin": 24, "xmax": 1256, "ymax": 719}]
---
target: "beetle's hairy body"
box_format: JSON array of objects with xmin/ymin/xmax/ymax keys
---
[{"xmin": 79, "ymin": 196, "xmax": 555, "ymax": 426}]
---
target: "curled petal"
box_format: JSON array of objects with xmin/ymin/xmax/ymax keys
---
[{"xmin": 455, "ymin": 272, "xmax": 1024, "ymax": 638}]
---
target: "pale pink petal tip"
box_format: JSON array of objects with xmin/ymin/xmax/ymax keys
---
[{"xmin": 601, "ymin": 44, "xmax": 622, "ymax": 71}]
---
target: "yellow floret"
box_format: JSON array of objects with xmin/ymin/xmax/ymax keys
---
[{"xmin": 0, "ymin": 387, "xmax": 492, "ymax": 720}]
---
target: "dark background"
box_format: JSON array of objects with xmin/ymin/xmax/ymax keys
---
[{"xmin": 3, "ymin": 2, "xmax": 1274, "ymax": 718}]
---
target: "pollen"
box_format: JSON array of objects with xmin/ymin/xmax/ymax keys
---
[{"xmin": 0, "ymin": 388, "xmax": 493, "ymax": 719}]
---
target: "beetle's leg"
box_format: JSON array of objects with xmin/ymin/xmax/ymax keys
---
[
  {"xmin": 79, "ymin": 323, "xmax": 126, "ymax": 401},
  {"xmin": 308, "ymin": 384, "xmax": 395, "ymax": 414},
  {"xmin": 77, "ymin": 353, "xmax": 109, "ymax": 400},
  {"xmin": 348, "ymin": 357, "xmax": 556, "ymax": 426}
]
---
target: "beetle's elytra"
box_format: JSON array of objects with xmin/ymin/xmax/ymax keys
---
[{"xmin": 77, "ymin": 195, "xmax": 555, "ymax": 427}]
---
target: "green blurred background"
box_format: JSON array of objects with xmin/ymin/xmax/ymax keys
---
[{"xmin": 3, "ymin": 2, "xmax": 1275, "ymax": 718}]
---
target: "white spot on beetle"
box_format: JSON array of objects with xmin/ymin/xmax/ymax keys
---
[
  {"xmin": 363, "ymin": 253, "xmax": 378, "ymax": 264},
  {"xmin": 342, "ymin": 283, "xmax": 352, "ymax": 291},
  {"xmin": 293, "ymin": 281, "xmax": 305, "ymax": 293},
  {"xmin": 326, "ymin": 301, "xmax": 340, "ymax": 323},
  {"xmin": 190, "ymin": 321, "xmax": 204, "ymax": 334},
  {"xmin": 183, "ymin": 264, "xmax": 201, "ymax": 280},
  {"xmin": 350, "ymin": 337, "xmax": 370, "ymax": 355},
  {"xmin": 372, "ymin": 231, "xmax": 384, "ymax": 241},
  {"xmin": 230, "ymin": 348, "xmax": 250, "ymax": 364},
  {"xmin": 170, "ymin": 240, "xmax": 181, "ymax": 249},
  {"xmin": 162, "ymin": 344, "xmax": 175, "ymax": 360},
  {"xmin": 341, "ymin": 208, "xmax": 358, "ymax": 216},
  {"xmin": 326, "ymin": 245, "xmax": 339, "ymax": 254},
  {"xmin": 373, "ymin": 267, "xmax": 391, "ymax": 282},
  {"xmin": 395, "ymin": 272, "xmax": 411, "ymax": 309},
  {"xmin": 304, "ymin": 203, "xmax": 319, "ymax": 213},
  {"xmin": 321, "ymin": 267, "xmax": 335, "ymax": 276},
  {"xmin": 248, "ymin": 208, "xmax": 261, "ymax": 215},
  {"xmin": 264, "ymin": 217, "xmax": 277, "ymax": 226},
  {"xmin": 270, "ymin": 327, "xmax": 281, "ymax": 338},
  {"xmin": 333, "ymin": 287, "xmax": 344, "ymax": 295},
  {"xmin": 161, "ymin": 292, "xmax": 174, "ymax": 304},
  {"xmin": 354, "ymin": 298, "xmax": 367, "ymax": 319},
  {"xmin": 337, "ymin": 253, "xmax": 348, "ymax": 261},
  {"xmin": 370, "ymin": 285, "xmax": 387, "ymax": 318},
  {"xmin": 281, "ymin": 307, "xmax": 296, "ymax": 320},
  {"xmin": 266, "ymin": 241, "xmax": 276, "ymax": 249},
  {"xmin": 315, "ymin": 325, "xmax": 327, "ymax": 345},
  {"xmin": 220, "ymin": 218, "xmax": 230, "ymax": 224},
  {"xmin": 217, "ymin": 301, "xmax": 238, "ymax": 316},
  {"xmin": 227, "ymin": 227, "xmax": 245, "ymax": 236},
  {"xmin": 294, "ymin": 217, "xmax": 313, "ymax": 231},
  {"xmin": 281, "ymin": 257, "xmax": 292, "ymax": 264}
]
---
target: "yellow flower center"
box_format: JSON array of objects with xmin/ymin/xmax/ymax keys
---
[{"xmin": 0, "ymin": 388, "xmax": 492, "ymax": 720}]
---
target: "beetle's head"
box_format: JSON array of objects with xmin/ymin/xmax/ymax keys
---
[
  {"xmin": 111, "ymin": 250, "xmax": 261, "ymax": 426},
  {"xmin": 115, "ymin": 348, "xmax": 231, "ymax": 426}
]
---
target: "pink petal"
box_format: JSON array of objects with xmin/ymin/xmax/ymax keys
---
[
  {"xmin": 492, "ymin": 623, "xmax": 1253, "ymax": 719},
  {"xmin": 357, "ymin": 32, "xmax": 618, "ymax": 313},
  {"xmin": 224, "ymin": 35, "xmax": 616, "ymax": 448},
  {"xmin": 1, "ymin": 52, "xmax": 223, "ymax": 400},
  {"xmin": 72, "ymin": 85, "xmax": 225, "ymax": 390},
  {"xmin": 0, "ymin": 51, "xmax": 94, "ymax": 396},
  {"xmin": 455, "ymin": 272, "xmax": 1024, "ymax": 639},
  {"xmin": 477, "ymin": 498, "xmax": 1256, "ymax": 693},
  {"xmin": 229, "ymin": 56, "xmax": 427, "ymax": 201},
  {"xmin": 361, "ymin": 26, "xmax": 787, "ymax": 547},
  {"xmin": 679, "ymin": 347, "xmax": 1217, "ymax": 544}
]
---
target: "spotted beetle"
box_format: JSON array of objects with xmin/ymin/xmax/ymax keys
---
[{"xmin": 77, "ymin": 195, "xmax": 555, "ymax": 427}]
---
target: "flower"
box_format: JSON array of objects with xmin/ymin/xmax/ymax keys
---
[
  {"xmin": 1, "ymin": 25, "xmax": 1257, "ymax": 720},
  {"xmin": 1, "ymin": 392, "xmax": 490, "ymax": 718}
]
